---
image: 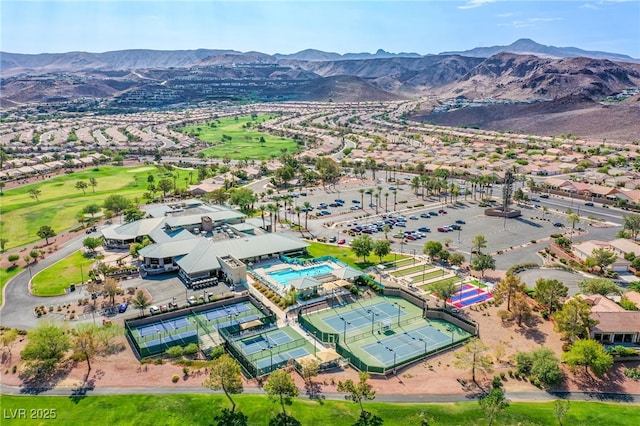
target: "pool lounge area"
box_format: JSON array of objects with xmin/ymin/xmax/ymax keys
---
[{"xmin": 249, "ymin": 257, "xmax": 364, "ymax": 297}]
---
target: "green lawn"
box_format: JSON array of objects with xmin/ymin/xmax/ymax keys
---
[
  {"xmin": 0, "ymin": 165, "xmax": 194, "ymax": 251},
  {"xmin": 391, "ymin": 264, "xmax": 437, "ymax": 277},
  {"xmin": 305, "ymin": 241, "xmax": 407, "ymax": 270},
  {"xmin": 31, "ymin": 250, "xmax": 97, "ymax": 296},
  {"xmin": 0, "ymin": 394, "xmax": 638, "ymax": 425},
  {"xmin": 383, "ymin": 257, "xmax": 415, "ymax": 269},
  {"xmin": 409, "ymin": 269, "xmax": 451, "ymax": 284},
  {"xmin": 180, "ymin": 114, "xmax": 300, "ymax": 160},
  {"xmin": 420, "ymin": 276, "xmax": 462, "ymax": 292},
  {"xmin": 0, "ymin": 264, "xmax": 24, "ymax": 305}
]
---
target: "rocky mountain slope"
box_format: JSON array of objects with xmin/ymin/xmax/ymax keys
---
[{"xmin": 1, "ymin": 40, "xmax": 639, "ymax": 109}]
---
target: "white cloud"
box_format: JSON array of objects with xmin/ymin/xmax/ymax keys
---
[
  {"xmin": 496, "ymin": 12, "xmax": 515, "ymax": 18},
  {"xmin": 499, "ymin": 16, "xmax": 564, "ymax": 28},
  {"xmin": 458, "ymin": 0, "xmax": 496, "ymax": 10}
]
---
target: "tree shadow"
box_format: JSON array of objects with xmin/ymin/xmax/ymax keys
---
[
  {"xmin": 514, "ymin": 315, "xmax": 547, "ymax": 344},
  {"xmin": 568, "ymin": 366, "xmax": 626, "ymax": 396},
  {"xmin": 304, "ymin": 380, "xmax": 325, "ymax": 403},
  {"xmin": 18, "ymin": 359, "xmax": 75, "ymax": 395},
  {"xmin": 212, "ymin": 408, "xmax": 248, "ymax": 426},
  {"xmin": 269, "ymin": 413, "xmax": 302, "ymax": 426}
]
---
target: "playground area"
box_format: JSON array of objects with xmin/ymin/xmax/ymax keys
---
[{"xmin": 299, "ymin": 294, "xmax": 474, "ymax": 374}]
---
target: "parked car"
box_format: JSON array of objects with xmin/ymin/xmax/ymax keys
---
[
  {"xmin": 530, "ymin": 197, "xmax": 540, "ymax": 202},
  {"xmin": 585, "ymin": 202, "xmax": 594, "ymax": 206},
  {"xmin": 455, "ymin": 219, "xmax": 466, "ymax": 224},
  {"xmin": 337, "ymin": 239, "xmax": 346, "ymax": 245},
  {"xmin": 149, "ymin": 305, "xmax": 160, "ymax": 314},
  {"xmin": 428, "ymin": 211, "xmax": 438, "ymax": 216},
  {"xmin": 395, "ymin": 222, "xmax": 406, "ymax": 227},
  {"xmin": 118, "ymin": 303, "xmax": 128, "ymax": 313},
  {"xmin": 418, "ymin": 226, "xmax": 430, "ymax": 232},
  {"xmin": 405, "ymin": 234, "xmax": 417, "ymax": 240},
  {"xmin": 449, "ymin": 224, "xmax": 462, "ymax": 230},
  {"xmin": 437, "ymin": 226, "xmax": 452, "ymax": 232},
  {"xmin": 369, "ymin": 202, "xmax": 377, "ymax": 207},
  {"xmin": 409, "ymin": 215, "xmax": 419, "ymax": 220},
  {"xmin": 540, "ymin": 194, "xmax": 550, "ymax": 198},
  {"xmin": 329, "ymin": 236, "xmax": 337, "ymax": 243},
  {"xmin": 420, "ymin": 213, "xmax": 431, "ymax": 218},
  {"xmin": 438, "ymin": 209, "xmax": 448, "ymax": 214},
  {"xmin": 335, "ymin": 199, "xmax": 345, "ymax": 204},
  {"xmin": 318, "ymin": 203, "xmax": 328, "ymax": 208},
  {"xmin": 352, "ymin": 199, "xmax": 360, "ymax": 203},
  {"xmin": 553, "ymin": 222, "xmax": 564, "ymax": 228},
  {"xmin": 350, "ymin": 206, "xmax": 361, "ymax": 210}
]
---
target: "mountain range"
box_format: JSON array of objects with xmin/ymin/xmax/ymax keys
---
[{"xmin": 1, "ymin": 39, "xmax": 639, "ymax": 109}]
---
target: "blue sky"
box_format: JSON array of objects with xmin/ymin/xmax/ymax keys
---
[{"xmin": 2, "ymin": 1, "xmax": 639, "ymax": 58}]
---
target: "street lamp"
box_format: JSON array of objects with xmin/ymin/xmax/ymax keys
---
[
  {"xmin": 262, "ymin": 345, "xmax": 275, "ymax": 373},
  {"xmin": 367, "ymin": 309, "xmax": 378, "ymax": 334},
  {"xmin": 412, "ymin": 249, "xmax": 416, "ymax": 265},
  {"xmin": 386, "ymin": 346, "xmax": 397, "ymax": 375},
  {"xmin": 447, "ymin": 326, "xmax": 454, "ymax": 344},
  {"xmin": 340, "ymin": 317, "xmax": 351, "ymax": 342},
  {"xmin": 419, "ymin": 338, "xmax": 428, "ymax": 354},
  {"xmin": 394, "ymin": 302, "xmax": 404, "ymax": 326}
]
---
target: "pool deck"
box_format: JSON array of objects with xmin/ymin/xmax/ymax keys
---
[{"xmin": 250, "ymin": 259, "xmax": 343, "ymax": 293}]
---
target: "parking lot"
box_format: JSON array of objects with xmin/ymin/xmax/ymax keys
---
[{"xmin": 275, "ymin": 176, "xmax": 596, "ymax": 261}]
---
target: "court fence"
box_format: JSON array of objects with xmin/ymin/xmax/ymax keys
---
[
  {"xmin": 125, "ymin": 293, "xmax": 274, "ymax": 359},
  {"xmin": 219, "ymin": 326, "xmax": 308, "ymax": 378},
  {"xmin": 297, "ymin": 292, "xmax": 478, "ymax": 375}
]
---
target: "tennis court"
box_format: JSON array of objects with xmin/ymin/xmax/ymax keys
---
[
  {"xmin": 236, "ymin": 330, "xmax": 294, "ymax": 355},
  {"xmin": 299, "ymin": 294, "xmax": 476, "ymax": 374},
  {"xmin": 361, "ymin": 323, "xmax": 456, "ymax": 367},
  {"xmin": 126, "ymin": 297, "xmax": 271, "ymax": 358},
  {"xmin": 322, "ymin": 300, "xmax": 409, "ymax": 334},
  {"xmin": 200, "ymin": 302, "xmax": 253, "ymax": 321},
  {"xmin": 134, "ymin": 317, "xmax": 195, "ymax": 338},
  {"xmin": 224, "ymin": 326, "xmax": 316, "ymax": 376},
  {"xmin": 255, "ymin": 347, "xmax": 310, "ymax": 370}
]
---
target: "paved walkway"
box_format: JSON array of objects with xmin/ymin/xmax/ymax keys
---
[{"xmin": 1, "ymin": 383, "xmax": 638, "ymax": 404}]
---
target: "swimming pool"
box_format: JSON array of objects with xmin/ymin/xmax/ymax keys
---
[{"xmin": 268, "ymin": 264, "xmax": 334, "ymax": 285}]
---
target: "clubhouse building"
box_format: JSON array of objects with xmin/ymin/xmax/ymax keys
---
[{"xmin": 100, "ymin": 200, "xmax": 309, "ymax": 284}]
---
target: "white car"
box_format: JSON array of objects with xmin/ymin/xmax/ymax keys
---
[{"xmin": 149, "ymin": 305, "xmax": 160, "ymax": 314}]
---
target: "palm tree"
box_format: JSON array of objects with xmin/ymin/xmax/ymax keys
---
[
  {"xmin": 259, "ymin": 204, "xmax": 267, "ymax": 230},
  {"xmin": 384, "ymin": 192, "xmax": 389, "ymax": 212},
  {"xmin": 374, "ymin": 193, "xmax": 380, "ymax": 215},
  {"xmin": 411, "ymin": 176, "xmax": 420, "ymax": 195},
  {"xmin": 303, "ymin": 201, "xmax": 312, "ymax": 230},
  {"xmin": 393, "ymin": 190, "xmax": 398, "ymax": 211},
  {"xmin": 294, "ymin": 206, "xmax": 303, "ymax": 230},
  {"xmin": 267, "ymin": 203, "xmax": 279, "ymax": 232},
  {"xmin": 368, "ymin": 188, "xmax": 374, "ymax": 206},
  {"xmin": 359, "ymin": 188, "xmax": 365, "ymax": 206}
]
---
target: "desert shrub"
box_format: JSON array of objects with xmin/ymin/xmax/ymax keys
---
[
  {"xmin": 183, "ymin": 343, "xmax": 199, "ymax": 356},
  {"xmin": 166, "ymin": 346, "xmax": 184, "ymax": 358},
  {"xmin": 607, "ymin": 345, "xmax": 638, "ymax": 357},
  {"xmin": 171, "ymin": 375, "xmax": 179, "ymax": 383},
  {"xmin": 624, "ymin": 367, "xmax": 640, "ymax": 381},
  {"xmin": 619, "ymin": 297, "xmax": 639, "ymax": 311}
]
